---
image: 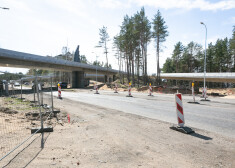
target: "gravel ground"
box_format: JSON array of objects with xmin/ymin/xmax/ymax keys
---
[
  {"xmin": 1, "ymin": 92, "xmax": 235, "ymax": 168},
  {"xmin": 30, "ymin": 97, "xmax": 235, "ymax": 168}
]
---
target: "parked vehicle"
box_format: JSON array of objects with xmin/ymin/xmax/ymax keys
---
[
  {"xmin": 58, "ymin": 82, "xmax": 68, "ymax": 89},
  {"xmin": 14, "ymin": 82, "xmax": 20, "ymax": 87}
]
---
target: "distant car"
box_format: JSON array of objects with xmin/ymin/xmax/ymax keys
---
[
  {"xmin": 14, "ymin": 82, "xmax": 20, "ymax": 87},
  {"xmin": 24, "ymin": 82, "xmax": 29, "ymax": 85},
  {"xmin": 58, "ymin": 82, "xmax": 68, "ymax": 89}
]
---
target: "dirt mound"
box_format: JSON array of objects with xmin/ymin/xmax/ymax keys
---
[
  {"xmin": 137, "ymin": 86, "xmax": 148, "ymax": 91},
  {"xmin": 99, "ymin": 84, "xmax": 112, "ymax": 91},
  {"xmin": 25, "ymin": 112, "xmax": 40, "ymax": 120},
  {"xmin": 0, "ymin": 107, "xmax": 18, "ymax": 114},
  {"xmin": 200, "ymin": 88, "xmax": 235, "ymax": 96}
]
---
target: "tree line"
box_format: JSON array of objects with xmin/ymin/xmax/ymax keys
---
[
  {"xmin": 113, "ymin": 7, "xmax": 168, "ymax": 86},
  {"xmin": 0, "ymin": 72, "xmax": 23, "ymax": 81},
  {"xmin": 163, "ymin": 27, "xmax": 235, "ymax": 74}
]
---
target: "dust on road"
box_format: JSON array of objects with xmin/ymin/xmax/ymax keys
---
[{"xmin": 27, "ymin": 97, "xmax": 235, "ymax": 168}]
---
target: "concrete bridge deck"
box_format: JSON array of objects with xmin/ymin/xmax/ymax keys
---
[
  {"xmin": 0, "ymin": 48, "xmax": 119, "ymax": 87},
  {"xmin": 0, "ymin": 48, "xmax": 118, "ymax": 75}
]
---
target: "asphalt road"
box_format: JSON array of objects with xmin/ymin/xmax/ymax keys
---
[{"xmin": 54, "ymin": 89, "xmax": 235, "ymax": 138}]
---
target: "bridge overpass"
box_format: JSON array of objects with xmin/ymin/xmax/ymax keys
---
[
  {"xmin": 0, "ymin": 48, "xmax": 118, "ymax": 88},
  {"xmin": 1, "ymin": 48, "xmax": 235, "ymax": 87}
]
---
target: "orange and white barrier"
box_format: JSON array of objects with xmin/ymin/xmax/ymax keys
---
[
  {"xmin": 114, "ymin": 83, "xmax": 118, "ymax": 93},
  {"xmin": 96, "ymin": 85, "xmax": 99, "ymax": 94},
  {"xmin": 201, "ymin": 86, "xmax": 209, "ymax": 100},
  {"xmin": 192, "ymin": 83, "xmax": 195, "ymax": 102},
  {"xmin": 188, "ymin": 82, "xmax": 200, "ymax": 104},
  {"xmin": 175, "ymin": 93, "xmax": 185, "ymax": 127},
  {"xmin": 170, "ymin": 92, "xmax": 194, "ymax": 134},
  {"xmin": 94, "ymin": 84, "xmax": 99, "ymax": 94},
  {"xmin": 58, "ymin": 84, "xmax": 62, "ymax": 99},
  {"xmin": 127, "ymin": 83, "xmax": 132, "ymax": 97},
  {"xmin": 67, "ymin": 113, "xmax": 70, "ymax": 123},
  {"xmin": 148, "ymin": 83, "xmax": 153, "ymax": 96}
]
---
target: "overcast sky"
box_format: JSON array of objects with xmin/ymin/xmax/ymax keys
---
[{"xmin": 0, "ymin": 0, "xmax": 234, "ymax": 74}]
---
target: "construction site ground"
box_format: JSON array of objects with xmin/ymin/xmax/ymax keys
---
[{"xmin": 1, "ymin": 85, "xmax": 235, "ymax": 168}]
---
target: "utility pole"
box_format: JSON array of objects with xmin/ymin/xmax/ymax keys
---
[
  {"xmin": 94, "ymin": 45, "xmax": 102, "ymax": 83},
  {"xmin": 200, "ymin": 22, "xmax": 207, "ymax": 100}
]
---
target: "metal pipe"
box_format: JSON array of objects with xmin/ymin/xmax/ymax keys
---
[
  {"xmin": 20, "ymin": 79, "xmax": 22, "ymax": 100},
  {"xmin": 35, "ymin": 75, "xmax": 44, "ymax": 148},
  {"xmin": 50, "ymin": 76, "xmax": 54, "ymax": 115},
  {"xmin": 34, "ymin": 82, "xmax": 36, "ymax": 103},
  {"xmin": 96, "ymin": 55, "xmax": 98, "ymax": 83}
]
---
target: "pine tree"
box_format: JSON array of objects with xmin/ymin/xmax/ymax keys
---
[
  {"xmin": 206, "ymin": 43, "xmax": 215, "ymax": 72},
  {"xmin": 99, "ymin": 26, "xmax": 110, "ymax": 69},
  {"xmin": 162, "ymin": 58, "xmax": 174, "ymax": 73},
  {"xmin": 229, "ymin": 26, "xmax": 235, "ymax": 71},
  {"xmin": 172, "ymin": 42, "xmax": 184, "ymax": 73},
  {"xmin": 134, "ymin": 7, "xmax": 151, "ymax": 85},
  {"xmin": 152, "ymin": 10, "xmax": 168, "ymax": 85}
]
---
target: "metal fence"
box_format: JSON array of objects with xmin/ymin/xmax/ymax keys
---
[{"xmin": 0, "ymin": 74, "xmax": 59, "ymax": 167}]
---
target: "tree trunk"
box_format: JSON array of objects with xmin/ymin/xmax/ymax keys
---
[
  {"xmin": 105, "ymin": 40, "xmax": 108, "ymax": 69},
  {"xmin": 126, "ymin": 53, "xmax": 130, "ymax": 83},
  {"xmin": 137, "ymin": 52, "xmax": 140, "ymax": 88},
  {"xmin": 156, "ymin": 38, "xmax": 160, "ymax": 86},
  {"xmin": 131, "ymin": 53, "xmax": 135, "ymax": 85},
  {"xmin": 142, "ymin": 46, "xmax": 145, "ymax": 77},
  {"xmin": 145, "ymin": 43, "xmax": 148, "ymax": 84},
  {"xmin": 122, "ymin": 60, "xmax": 124, "ymax": 84},
  {"xmin": 234, "ymin": 54, "xmax": 235, "ymax": 71}
]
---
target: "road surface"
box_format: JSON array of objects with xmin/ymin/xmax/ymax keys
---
[{"xmin": 53, "ymin": 89, "xmax": 235, "ymax": 138}]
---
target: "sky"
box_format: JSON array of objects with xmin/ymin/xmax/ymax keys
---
[{"xmin": 0, "ymin": 0, "xmax": 234, "ymax": 75}]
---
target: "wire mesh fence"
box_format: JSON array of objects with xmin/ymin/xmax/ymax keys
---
[{"xmin": 0, "ymin": 74, "xmax": 59, "ymax": 166}]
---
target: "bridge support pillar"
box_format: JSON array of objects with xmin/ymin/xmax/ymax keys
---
[
  {"xmin": 113, "ymin": 75, "xmax": 116, "ymax": 82},
  {"xmin": 104, "ymin": 75, "xmax": 113, "ymax": 84},
  {"xmin": 71, "ymin": 71, "xmax": 85, "ymax": 88},
  {"xmin": 104, "ymin": 75, "xmax": 107, "ymax": 83}
]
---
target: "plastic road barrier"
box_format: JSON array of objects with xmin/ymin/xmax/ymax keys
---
[
  {"xmin": 169, "ymin": 93, "xmax": 194, "ymax": 134},
  {"xmin": 67, "ymin": 113, "xmax": 70, "ymax": 123},
  {"xmin": 202, "ymin": 87, "xmax": 208, "ymax": 98},
  {"xmin": 58, "ymin": 83, "xmax": 62, "ymax": 99},
  {"xmin": 175, "ymin": 93, "xmax": 185, "ymax": 127},
  {"xmin": 114, "ymin": 83, "xmax": 118, "ymax": 93},
  {"xmin": 148, "ymin": 83, "xmax": 153, "ymax": 96},
  {"xmin": 126, "ymin": 83, "xmax": 133, "ymax": 97},
  {"xmin": 188, "ymin": 82, "xmax": 199, "ymax": 104},
  {"xmin": 94, "ymin": 84, "xmax": 99, "ymax": 94},
  {"xmin": 201, "ymin": 86, "xmax": 209, "ymax": 101}
]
